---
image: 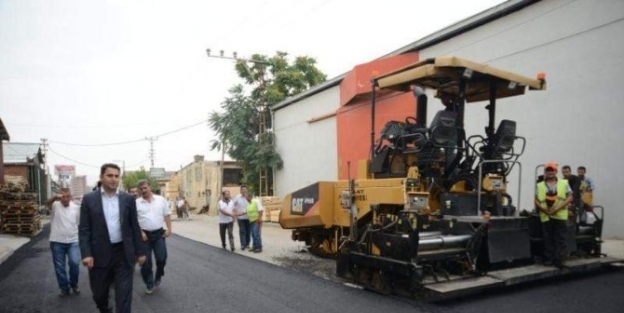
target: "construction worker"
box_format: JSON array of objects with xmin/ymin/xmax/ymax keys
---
[
  {"xmin": 561, "ymin": 165, "xmax": 581, "ymax": 221},
  {"xmin": 577, "ymin": 166, "xmax": 595, "ymax": 211},
  {"xmin": 534, "ymin": 162, "xmax": 572, "ymax": 268},
  {"xmin": 245, "ymin": 193, "xmax": 264, "ymax": 253}
]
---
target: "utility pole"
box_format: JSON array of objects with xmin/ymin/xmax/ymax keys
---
[
  {"xmin": 206, "ymin": 48, "xmax": 272, "ymax": 196},
  {"xmin": 146, "ymin": 136, "xmax": 157, "ymax": 168},
  {"xmin": 40, "ymin": 138, "xmax": 48, "ymax": 173},
  {"xmin": 40, "ymin": 138, "xmax": 49, "ymax": 201}
]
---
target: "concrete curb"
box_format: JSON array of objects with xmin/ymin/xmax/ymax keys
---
[{"xmin": 0, "ymin": 234, "xmax": 31, "ymax": 265}]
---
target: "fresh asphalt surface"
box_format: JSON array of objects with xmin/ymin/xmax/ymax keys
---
[{"xmin": 1, "ymin": 225, "xmax": 623, "ymax": 313}]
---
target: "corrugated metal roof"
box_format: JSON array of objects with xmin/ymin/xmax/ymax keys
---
[{"xmin": 3, "ymin": 142, "xmax": 42, "ymax": 163}]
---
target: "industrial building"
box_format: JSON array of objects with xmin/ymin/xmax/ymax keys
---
[{"xmin": 272, "ymin": 0, "xmax": 624, "ymax": 238}]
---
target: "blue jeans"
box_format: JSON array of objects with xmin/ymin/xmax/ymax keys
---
[
  {"xmin": 140, "ymin": 229, "xmax": 168, "ymax": 289},
  {"xmin": 50, "ymin": 241, "xmax": 80, "ymax": 291},
  {"xmin": 250, "ymin": 221, "xmax": 262, "ymax": 250},
  {"xmin": 237, "ymin": 219, "xmax": 250, "ymax": 248}
]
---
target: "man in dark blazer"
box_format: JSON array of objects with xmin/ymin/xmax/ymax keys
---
[{"xmin": 79, "ymin": 163, "xmax": 146, "ymax": 313}]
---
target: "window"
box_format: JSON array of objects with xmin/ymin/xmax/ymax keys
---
[
  {"xmin": 223, "ymin": 168, "xmax": 242, "ymax": 186},
  {"xmin": 195, "ymin": 166, "xmax": 202, "ymax": 181}
]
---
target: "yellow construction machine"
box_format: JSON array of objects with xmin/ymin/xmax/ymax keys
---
[{"xmin": 279, "ymin": 57, "xmax": 620, "ymax": 298}]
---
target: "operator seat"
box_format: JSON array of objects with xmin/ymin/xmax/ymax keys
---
[
  {"xmin": 494, "ymin": 119, "xmax": 517, "ymax": 152},
  {"xmin": 429, "ymin": 110, "xmax": 458, "ymax": 147}
]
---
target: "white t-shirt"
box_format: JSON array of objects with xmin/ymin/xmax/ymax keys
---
[
  {"xmin": 136, "ymin": 194, "xmax": 170, "ymax": 231},
  {"xmin": 218, "ymin": 199, "xmax": 234, "ymax": 224},
  {"xmin": 49, "ymin": 201, "xmax": 80, "ymax": 243}
]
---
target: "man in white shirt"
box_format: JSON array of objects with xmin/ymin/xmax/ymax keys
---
[
  {"xmin": 176, "ymin": 196, "xmax": 189, "ymax": 219},
  {"xmin": 136, "ymin": 179, "xmax": 172, "ymax": 294},
  {"xmin": 46, "ymin": 187, "xmax": 81, "ymax": 297},
  {"xmin": 233, "ymin": 185, "xmax": 251, "ymax": 251},
  {"xmin": 218, "ymin": 190, "xmax": 236, "ymax": 251}
]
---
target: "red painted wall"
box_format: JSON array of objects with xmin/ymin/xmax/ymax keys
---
[
  {"xmin": 337, "ymin": 53, "xmax": 419, "ymax": 180},
  {"xmin": 4, "ymin": 165, "xmax": 29, "ymax": 182},
  {"xmin": 336, "ymin": 92, "xmax": 417, "ymax": 179}
]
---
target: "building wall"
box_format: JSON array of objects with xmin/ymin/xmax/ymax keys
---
[
  {"xmin": 273, "ymin": 85, "xmax": 340, "ymax": 198},
  {"xmin": 176, "ymin": 158, "xmax": 242, "ymax": 215},
  {"xmin": 177, "ymin": 158, "xmax": 207, "ymax": 211},
  {"xmin": 164, "ymin": 174, "xmax": 179, "ymax": 212},
  {"xmin": 272, "ymin": 0, "xmax": 624, "ymax": 238},
  {"xmin": 417, "ymin": 0, "xmax": 624, "ymax": 237},
  {"xmin": 70, "ymin": 175, "xmax": 87, "ymax": 198},
  {"xmin": 3, "ymin": 165, "xmax": 28, "ymax": 183}
]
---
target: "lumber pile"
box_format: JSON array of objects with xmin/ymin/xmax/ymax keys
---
[
  {"xmin": 0, "ymin": 182, "xmax": 42, "ymax": 236},
  {"xmin": 260, "ymin": 196, "xmax": 282, "ymax": 223}
]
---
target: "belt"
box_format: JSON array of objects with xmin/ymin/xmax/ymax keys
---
[
  {"xmin": 143, "ymin": 228, "xmax": 163, "ymax": 235},
  {"xmin": 111, "ymin": 242, "xmax": 123, "ymax": 248}
]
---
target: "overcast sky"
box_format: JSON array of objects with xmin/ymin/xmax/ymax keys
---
[{"xmin": 0, "ymin": 0, "xmax": 505, "ymax": 185}]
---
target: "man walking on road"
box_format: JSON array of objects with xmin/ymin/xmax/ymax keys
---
[
  {"xmin": 233, "ymin": 185, "xmax": 251, "ymax": 251},
  {"xmin": 79, "ymin": 163, "xmax": 146, "ymax": 313},
  {"xmin": 218, "ymin": 190, "xmax": 236, "ymax": 251},
  {"xmin": 136, "ymin": 179, "xmax": 172, "ymax": 294},
  {"xmin": 46, "ymin": 187, "xmax": 81, "ymax": 297}
]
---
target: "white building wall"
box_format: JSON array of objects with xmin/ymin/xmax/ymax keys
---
[
  {"xmin": 419, "ymin": 0, "xmax": 624, "ymax": 237},
  {"xmin": 273, "ymin": 86, "xmax": 340, "ymax": 198}
]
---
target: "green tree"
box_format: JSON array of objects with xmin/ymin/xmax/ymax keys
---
[
  {"xmin": 209, "ymin": 52, "xmax": 327, "ymax": 195},
  {"xmin": 122, "ymin": 167, "xmax": 159, "ymax": 191}
]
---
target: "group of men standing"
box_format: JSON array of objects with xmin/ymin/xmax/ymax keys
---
[
  {"xmin": 217, "ymin": 185, "xmax": 264, "ymax": 253},
  {"xmin": 46, "ymin": 163, "xmax": 171, "ymax": 313},
  {"xmin": 535, "ymin": 163, "xmax": 595, "ymax": 269}
]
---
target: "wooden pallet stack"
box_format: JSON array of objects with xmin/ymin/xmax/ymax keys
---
[
  {"xmin": 0, "ymin": 182, "xmax": 42, "ymax": 236},
  {"xmin": 260, "ymin": 196, "xmax": 282, "ymax": 223}
]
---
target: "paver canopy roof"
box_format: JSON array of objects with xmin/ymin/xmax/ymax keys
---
[{"xmin": 375, "ymin": 56, "xmax": 546, "ymax": 102}]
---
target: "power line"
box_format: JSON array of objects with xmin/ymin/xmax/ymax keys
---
[
  {"xmin": 47, "ymin": 147, "xmax": 101, "ymax": 169},
  {"xmin": 48, "ymin": 118, "xmax": 209, "ymax": 147},
  {"xmin": 50, "ymin": 138, "xmax": 145, "ymax": 147},
  {"xmin": 48, "ymin": 147, "xmax": 150, "ymax": 170}
]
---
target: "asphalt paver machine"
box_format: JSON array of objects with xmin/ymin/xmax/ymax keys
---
[{"xmin": 280, "ymin": 57, "xmax": 621, "ymax": 298}]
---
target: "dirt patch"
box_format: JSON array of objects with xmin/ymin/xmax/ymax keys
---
[{"xmin": 272, "ymin": 249, "xmax": 340, "ymax": 283}]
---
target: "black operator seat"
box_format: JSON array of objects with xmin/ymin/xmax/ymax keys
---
[
  {"xmin": 429, "ymin": 110, "xmax": 458, "ymax": 147},
  {"xmin": 379, "ymin": 120, "xmax": 406, "ymax": 148},
  {"xmin": 494, "ymin": 119, "xmax": 517, "ymax": 152}
]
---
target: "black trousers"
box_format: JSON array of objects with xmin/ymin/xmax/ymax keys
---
[
  {"xmin": 219, "ymin": 222, "xmax": 234, "ymax": 249},
  {"xmin": 542, "ymin": 219, "xmax": 568, "ymax": 264},
  {"xmin": 88, "ymin": 243, "xmax": 134, "ymax": 313}
]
